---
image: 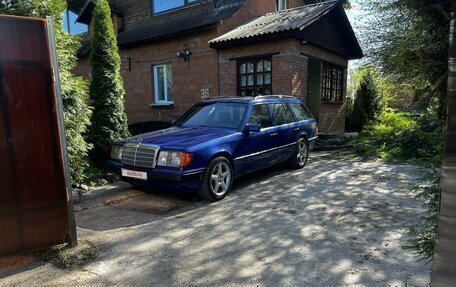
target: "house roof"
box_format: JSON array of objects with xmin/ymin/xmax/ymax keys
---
[
  {"xmin": 117, "ymin": 1, "xmax": 247, "ymax": 47},
  {"xmin": 209, "ymin": 0, "xmax": 363, "ymax": 59},
  {"xmin": 76, "ymin": 0, "xmax": 248, "ymax": 56}
]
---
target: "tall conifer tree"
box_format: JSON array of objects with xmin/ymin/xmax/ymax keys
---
[{"xmin": 88, "ymin": 0, "xmax": 129, "ymax": 165}]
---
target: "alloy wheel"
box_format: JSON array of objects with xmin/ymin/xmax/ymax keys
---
[{"xmin": 210, "ymin": 162, "xmax": 232, "ymax": 196}]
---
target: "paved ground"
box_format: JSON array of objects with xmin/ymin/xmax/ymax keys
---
[{"xmin": 0, "ymin": 151, "xmax": 431, "ymax": 286}]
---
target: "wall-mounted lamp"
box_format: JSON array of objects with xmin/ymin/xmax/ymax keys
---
[{"xmin": 177, "ymin": 48, "xmax": 192, "ymax": 63}]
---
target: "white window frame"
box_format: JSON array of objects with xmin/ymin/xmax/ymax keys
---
[
  {"xmin": 277, "ymin": 0, "xmax": 287, "ymax": 11},
  {"xmin": 153, "ymin": 63, "xmax": 173, "ymax": 105}
]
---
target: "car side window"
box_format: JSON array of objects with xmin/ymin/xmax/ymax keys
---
[
  {"xmin": 270, "ymin": 103, "xmax": 295, "ymax": 125},
  {"xmin": 248, "ymin": 104, "xmax": 272, "ymax": 128},
  {"xmin": 289, "ymin": 103, "xmax": 314, "ymax": 121}
]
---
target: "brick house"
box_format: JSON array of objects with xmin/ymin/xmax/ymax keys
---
[{"xmin": 67, "ymin": 0, "xmax": 362, "ymax": 134}]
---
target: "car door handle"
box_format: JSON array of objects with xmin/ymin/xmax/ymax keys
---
[
  {"xmin": 293, "ymin": 127, "xmax": 300, "ymax": 131},
  {"xmin": 269, "ymin": 132, "xmax": 278, "ymax": 137}
]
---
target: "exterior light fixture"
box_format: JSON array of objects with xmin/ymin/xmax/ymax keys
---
[{"xmin": 177, "ymin": 48, "xmax": 192, "ymax": 62}]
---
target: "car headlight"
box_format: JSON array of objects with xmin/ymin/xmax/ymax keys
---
[
  {"xmin": 111, "ymin": 144, "xmax": 124, "ymax": 160},
  {"xmin": 157, "ymin": 151, "xmax": 192, "ymax": 167}
]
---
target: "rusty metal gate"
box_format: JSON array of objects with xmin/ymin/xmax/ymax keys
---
[{"xmin": 0, "ymin": 15, "xmax": 76, "ymax": 256}]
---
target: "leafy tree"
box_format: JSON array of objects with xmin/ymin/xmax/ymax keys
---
[
  {"xmin": 88, "ymin": 0, "xmax": 129, "ymax": 165},
  {"xmin": 0, "ymin": 0, "xmax": 92, "ymax": 183},
  {"xmin": 357, "ymin": 0, "xmax": 450, "ymax": 120}
]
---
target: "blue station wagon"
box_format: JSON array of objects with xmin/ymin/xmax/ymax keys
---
[{"xmin": 108, "ymin": 96, "xmax": 318, "ymax": 200}]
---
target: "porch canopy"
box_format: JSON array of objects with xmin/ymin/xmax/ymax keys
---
[{"xmin": 209, "ymin": 0, "xmax": 363, "ymax": 60}]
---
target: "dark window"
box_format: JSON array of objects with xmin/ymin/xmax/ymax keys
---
[
  {"xmin": 322, "ymin": 64, "xmax": 344, "ymax": 102},
  {"xmin": 271, "ymin": 103, "xmax": 295, "ymax": 125},
  {"xmin": 238, "ymin": 58, "xmax": 272, "ymax": 97},
  {"xmin": 153, "ymin": 0, "xmax": 202, "ymax": 14},
  {"xmin": 289, "ymin": 103, "xmax": 314, "ymax": 121},
  {"xmin": 248, "ymin": 104, "xmax": 272, "ymax": 128}
]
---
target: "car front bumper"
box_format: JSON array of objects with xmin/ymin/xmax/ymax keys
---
[{"xmin": 107, "ymin": 160, "xmax": 204, "ymax": 191}]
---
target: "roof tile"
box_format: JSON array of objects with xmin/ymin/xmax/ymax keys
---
[{"xmin": 209, "ymin": 0, "xmax": 339, "ymax": 45}]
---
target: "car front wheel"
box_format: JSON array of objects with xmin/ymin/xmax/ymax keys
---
[
  {"xmin": 290, "ymin": 137, "xmax": 309, "ymax": 169},
  {"xmin": 197, "ymin": 157, "xmax": 233, "ymax": 201}
]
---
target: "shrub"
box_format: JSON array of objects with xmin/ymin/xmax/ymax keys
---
[
  {"xmin": 87, "ymin": 0, "xmax": 129, "ymax": 166},
  {"xmin": 353, "ymin": 109, "xmax": 442, "ymax": 165}
]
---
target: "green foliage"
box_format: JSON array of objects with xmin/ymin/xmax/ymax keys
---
[
  {"xmin": 358, "ymin": 0, "xmax": 450, "ymax": 120},
  {"xmin": 402, "ymin": 168, "xmax": 440, "ymax": 260},
  {"xmin": 346, "ymin": 66, "xmax": 384, "ymax": 132},
  {"xmin": 88, "ymin": 0, "xmax": 129, "ymax": 166},
  {"xmin": 0, "ymin": 0, "xmax": 92, "ymax": 184},
  {"xmin": 353, "ymin": 109, "xmax": 443, "ymax": 165}
]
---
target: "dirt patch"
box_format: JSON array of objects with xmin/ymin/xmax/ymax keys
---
[
  {"xmin": 0, "ymin": 254, "xmax": 39, "ymax": 274},
  {"xmin": 104, "ymin": 188, "xmax": 199, "ymax": 214}
]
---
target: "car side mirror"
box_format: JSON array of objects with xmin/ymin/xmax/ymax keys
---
[{"xmin": 244, "ymin": 124, "xmax": 261, "ymax": 133}]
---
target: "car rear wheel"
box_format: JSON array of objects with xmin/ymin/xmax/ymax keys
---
[
  {"xmin": 198, "ymin": 157, "xmax": 233, "ymax": 201},
  {"xmin": 290, "ymin": 137, "xmax": 309, "ymax": 169}
]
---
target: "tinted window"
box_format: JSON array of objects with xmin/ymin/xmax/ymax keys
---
[
  {"xmin": 289, "ymin": 103, "xmax": 314, "ymax": 121},
  {"xmin": 248, "ymin": 104, "xmax": 272, "ymax": 128},
  {"xmin": 271, "ymin": 103, "xmax": 295, "ymax": 125},
  {"xmin": 176, "ymin": 103, "xmax": 247, "ymax": 129}
]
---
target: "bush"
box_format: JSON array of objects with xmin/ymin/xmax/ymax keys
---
[
  {"xmin": 88, "ymin": 0, "xmax": 129, "ymax": 166},
  {"xmin": 353, "ymin": 109, "xmax": 443, "ymax": 165},
  {"xmin": 346, "ymin": 66, "xmax": 383, "ymax": 132}
]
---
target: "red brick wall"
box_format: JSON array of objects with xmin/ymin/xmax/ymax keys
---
[
  {"xmin": 301, "ymin": 43, "xmax": 348, "ymax": 134},
  {"xmin": 74, "ymin": 0, "xmax": 350, "ymax": 133},
  {"xmin": 74, "ymin": 29, "xmax": 219, "ymax": 125},
  {"xmin": 218, "ymin": 40, "xmax": 348, "ymax": 134},
  {"xmin": 218, "ymin": 0, "xmax": 277, "ymax": 34},
  {"xmin": 218, "ymin": 39, "xmax": 307, "ymax": 98},
  {"xmin": 288, "ymin": 0, "xmax": 306, "ymax": 8}
]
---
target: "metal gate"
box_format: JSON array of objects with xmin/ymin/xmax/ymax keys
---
[{"xmin": 0, "ymin": 15, "xmax": 76, "ymax": 256}]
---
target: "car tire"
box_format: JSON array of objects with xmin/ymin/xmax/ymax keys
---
[
  {"xmin": 197, "ymin": 157, "xmax": 233, "ymax": 201},
  {"xmin": 290, "ymin": 137, "xmax": 309, "ymax": 169}
]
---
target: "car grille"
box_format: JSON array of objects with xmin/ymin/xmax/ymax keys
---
[{"xmin": 121, "ymin": 143, "xmax": 159, "ymax": 168}]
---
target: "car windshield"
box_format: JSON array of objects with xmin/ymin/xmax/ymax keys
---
[{"xmin": 176, "ymin": 102, "xmax": 248, "ymax": 129}]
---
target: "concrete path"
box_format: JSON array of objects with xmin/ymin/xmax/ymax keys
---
[{"xmin": 0, "ymin": 151, "xmax": 431, "ymax": 286}]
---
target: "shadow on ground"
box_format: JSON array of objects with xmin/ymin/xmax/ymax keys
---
[{"xmin": 0, "ymin": 151, "xmax": 431, "ymax": 287}]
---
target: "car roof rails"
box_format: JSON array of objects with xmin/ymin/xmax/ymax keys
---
[{"xmin": 254, "ymin": 95, "xmax": 296, "ymax": 100}]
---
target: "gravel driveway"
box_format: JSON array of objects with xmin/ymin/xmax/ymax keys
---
[{"xmin": 0, "ymin": 151, "xmax": 431, "ymax": 286}]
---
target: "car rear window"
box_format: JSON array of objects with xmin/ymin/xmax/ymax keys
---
[
  {"xmin": 270, "ymin": 103, "xmax": 295, "ymax": 125},
  {"xmin": 289, "ymin": 103, "xmax": 314, "ymax": 121}
]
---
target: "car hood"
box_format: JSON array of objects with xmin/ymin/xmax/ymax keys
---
[{"xmin": 123, "ymin": 126, "xmax": 234, "ymax": 149}]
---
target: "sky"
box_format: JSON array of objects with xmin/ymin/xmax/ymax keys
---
[{"xmin": 344, "ymin": 1, "xmax": 367, "ymax": 69}]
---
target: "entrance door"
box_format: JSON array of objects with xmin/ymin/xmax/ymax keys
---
[{"xmin": 306, "ymin": 57, "xmax": 321, "ymax": 121}]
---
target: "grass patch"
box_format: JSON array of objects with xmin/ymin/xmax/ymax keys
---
[
  {"xmin": 41, "ymin": 240, "xmax": 98, "ymax": 269},
  {"xmin": 350, "ymin": 109, "xmax": 443, "ymax": 166}
]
